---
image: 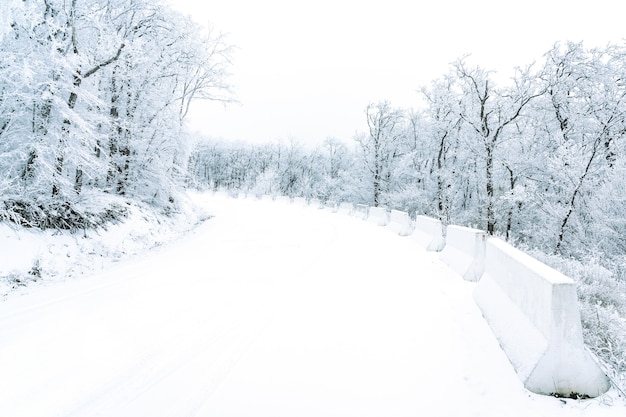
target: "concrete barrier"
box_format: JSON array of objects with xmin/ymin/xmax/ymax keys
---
[
  {"xmin": 411, "ymin": 215, "xmax": 446, "ymax": 252},
  {"xmin": 325, "ymin": 200, "xmax": 339, "ymax": 213},
  {"xmin": 473, "ymin": 238, "xmax": 609, "ymax": 397},
  {"xmin": 388, "ymin": 210, "xmax": 414, "ymax": 236},
  {"xmin": 367, "ymin": 207, "xmax": 389, "ymax": 226},
  {"xmin": 337, "ymin": 202, "xmax": 353, "ymax": 215},
  {"xmin": 439, "ymin": 225, "xmax": 485, "ymax": 281},
  {"xmin": 354, "ymin": 204, "xmax": 369, "ymax": 220}
]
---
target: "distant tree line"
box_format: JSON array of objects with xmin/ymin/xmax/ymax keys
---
[{"xmin": 191, "ymin": 42, "xmax": 626, "ymax": 259}]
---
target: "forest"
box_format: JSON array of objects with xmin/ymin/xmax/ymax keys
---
[
  {"xmin": 0, "ymin": 0, "xmax": 232, "ymax": 228},
  {"xmin": 1, "ymin": 0, "xmax": 625, "ymax": 395}
]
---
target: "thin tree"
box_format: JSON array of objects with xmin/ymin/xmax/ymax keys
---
[
  {"xmin": 455, "ymin": 59, "xmax": 544, "ymax": 234},
  {"xmin": 355, "ymin": 101, "xmax": 407, "ymax": 207}
]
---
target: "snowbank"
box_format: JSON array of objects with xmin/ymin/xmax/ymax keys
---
[
  {"xmin": 439, "ymin": 225, "xmax": 485, "ymax": 281},
  {"xmin": 0, "ymin": 194, "xmax": 208, "ymax": 299},
  {"xmin": 411, "ymin": 215, "xmax": 445, "ymax": 252},
  {"xmin": 474, "ymin": 238, "xmax": 610, "ymax": 397}
]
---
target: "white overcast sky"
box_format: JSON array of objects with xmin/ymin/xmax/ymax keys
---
[{"xmin": 168, "ymin": 0, "xmax": 625, "ymax": 145}]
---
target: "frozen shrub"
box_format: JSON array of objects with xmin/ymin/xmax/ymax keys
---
[
  {"xmin": 530, "ymin": 250, "xmax": 626, "ymax": 394},
  {"xmin": 0, "ymin": 199, "xmax": 128, "ymax": 232}
]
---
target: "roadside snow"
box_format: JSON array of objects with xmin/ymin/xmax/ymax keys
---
[
  {"xmin": 0, "ymin": 196, "xmax": 209, "ymax": 299},
  {"xmin": 0, "ymin": 192, "xmax": 624, "ymax": 416}
]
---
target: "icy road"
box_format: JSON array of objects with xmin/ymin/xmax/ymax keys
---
[{"xmin": 0, "ymin": 193, "xmax": 624, "ymax": 417}]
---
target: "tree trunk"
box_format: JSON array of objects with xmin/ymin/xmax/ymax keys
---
[
  {"xmin": 505, "ymin": 166, "xmax": 515, "ymax": 241},
  {"xmin": 373, "ymin": 165, "xmax": 381, "ymax": 207},
  {"xmin": 74, "ymin": 166, "xmax": 83, "ymax": 194},
  {"xmin": 485, "ymin": 141, "xmax": 495, "ymax": 235},
  {"xmin": 436, "ymin": 132, "xmax": 448, "ymax": 222},
  {"xmin": 21, "ymin": 150, "xmax": 38, "ymax": 181}
]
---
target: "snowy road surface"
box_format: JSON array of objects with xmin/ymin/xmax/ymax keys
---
[{"xmin": 0, "ymin": 193, "xmax": 624, "ymax": 417}]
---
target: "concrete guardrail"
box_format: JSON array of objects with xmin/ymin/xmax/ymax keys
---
[
  {"xmin": 388, "ymin": 210, "xmax": 414, "ymax": 236},
  {"xmin": 411, "ymin": 215, "xmax": 446, "ymax": 251},
  {"xmin": 308, "ymin": 198, "xmax": 323, "ymax": 209},
  {"xmin": 325, "ymin": 200, "xmax": 339, "ymax": 213},
  {"xmin": 439, "ymin": 225, "xmax": 486, "ymax": 281},
  {"xmin": 473, "ymin": 238, "xmax": 610, "ymax": 397},
  {"xmin": 354, "ymin": 204, "xmax": 369, "ymax": 220},
  {"xmin": 367, "ymin": 207, "xmax": 389, "ymax": 226},
  {"xmin": 337, "ymin": 202, "xmax": 353, "ymax": 215}
]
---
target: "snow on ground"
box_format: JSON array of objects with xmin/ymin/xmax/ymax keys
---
[
  {"xmin": 0, "ymin": 192, "xmax": 625, "ymax": 417},
  {"xmin": 0, "ymin": 196, "xmax": 209, "ymax": 299}
]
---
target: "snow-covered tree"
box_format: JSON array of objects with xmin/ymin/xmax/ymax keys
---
[
  {"xmin": 354, "ymin": 101, "xmax": 409, "ymax": 207},
  {"xmin": 0, "ymin": 0, "xmax": 232, "ymax": 228},
  {"xmin": 536, "ymin": 42, "xmax": 626, "ymax": 255},
  {"xmin": 454, "ymin": 59, "xmax": 543, "ymax": 235},
  {"xmin": 419, "ymin": 76, "xmax": 463, "ymax": 224}
]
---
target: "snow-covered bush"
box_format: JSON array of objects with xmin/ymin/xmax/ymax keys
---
[
  {"xmin": 530, "ymin": 251, "xmax": 626, "ymax": 393},
  {"xmin": 0, "ymin": 196, "xmax": 128, "ymax": 231}
]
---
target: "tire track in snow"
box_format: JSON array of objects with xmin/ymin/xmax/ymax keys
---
[{"xmin": 64, "ymin": 302, "xmax": 271, "ymax": 417}]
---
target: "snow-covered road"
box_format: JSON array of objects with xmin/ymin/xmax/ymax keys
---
[{"xmin": 0, "ymin": 193, "xmax": 624, "ymax": 416}]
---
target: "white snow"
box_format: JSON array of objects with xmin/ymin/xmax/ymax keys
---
[
  {"xmin": 0, "ymin": 198, "xmax": 207, "ymax": 299},
  {"xmin": 0, "ymin": 192, "xmax": 624, "ymax": 417}
]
